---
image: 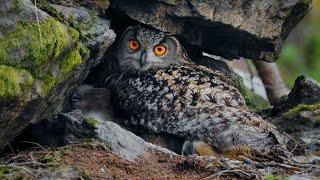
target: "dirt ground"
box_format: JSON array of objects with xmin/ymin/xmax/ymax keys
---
[
  {"xmin": 0, "ymin": 142, "xmax": 220, "ymax": 179},
  {"xmin": 0, "ymin": 141, "xmax": 317, "ymax": 179},
  {"xmin": 62, "ymin": 143, "xmax": 215, "ymax": 179}
]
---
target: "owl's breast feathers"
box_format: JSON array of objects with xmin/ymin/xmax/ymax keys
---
[{"xmin": 113, "ymin": 64, "xmax": 288, "ymax": 152}]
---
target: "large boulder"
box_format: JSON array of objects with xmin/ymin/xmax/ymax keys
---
[
  {"xmin": 109, "ymin": 0, "xmax": 311, "ymax": 61},
  {"xmin": 272, "ymin": 76, "xmax": 320, "ymax": 113},
  {"xmin": 0, "ymin": 0, "xmax": 116, "ymax": 148}
]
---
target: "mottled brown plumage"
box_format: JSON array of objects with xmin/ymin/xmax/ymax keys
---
[{"xmin": 112, "ymin": 64, "xmax": 287, "ymax": 152}]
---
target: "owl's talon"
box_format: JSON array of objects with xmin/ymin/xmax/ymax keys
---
[{"xmin": 182, "ymin": 140, "xmax": 215, "ymax": 156}]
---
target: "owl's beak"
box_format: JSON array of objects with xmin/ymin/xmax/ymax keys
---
[{"xmin": 140, "ymin": 50, "xmax": 147, "ymax": 67}]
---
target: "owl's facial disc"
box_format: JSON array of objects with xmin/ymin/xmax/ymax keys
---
[
  {"xmin": 117, "ymin": 26, "xmax": 183, "ymax": 73},
  {"xmin": 127, "ymin": 39, "xmax": 170, "ymax": 70},
  {"xmin": 128, "ymin": 40, "xmax": 170, "ymax": 70}
]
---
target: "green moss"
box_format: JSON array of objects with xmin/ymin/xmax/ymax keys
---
[
  {"xmin": 0, "ymin": 166, "xmax": 10, "ymax": 178},
  {"xmin": 41, "ymin": 73, "xmax": 57, "ymax": 95},
  {"xmin": 68, "ymin": 26, "xmax": 80, "ymax": 44},
  {"xmin": 264, "ymin": 173, "xmax": 288, "ymax": 180},
  {"xmin": 0, "ymin": 15, "xmax": 85, "ymax": 95},
  {"xmin": 264, "ymin": 174, "xmax": 276, "ymax": 180},
  {"xmin": 85, "ymin": 117, "xmax": 100, "ymax": 126},
  {"xmin": 0, "ymin": 0, "xmax": 23, "ymax": 15},
  {"xmin": 60, "ymin": 44, "xmax": 83, "ymax": 74},
  {"xmin": 80, "ymin": 44, "xmax": 90, "ymax": 58},
  {"xmin": 87, "ymin": 10, "xmax": 98, "ymax": 30},
  {"xmin": 40, "ymin": 150, "xmax": 63, "ymax": 165},
  {"xmin": 38, "ymin": 2, "xmax": 68, "ymax": 25},
  {"xmin": 0, "ymin": 17, "xmax": 75, "ymax": 72},
  {"xmin": 315, "ymin": 115, "xmax": 320, "ymax": 126},
  {"xmin": 247, "ymin": 92, "xmax": 270, "ymax": 112},
  {"xmin": 38, "ymin": 2, "xmax": 98, "ymax": 40},
  {"xmin": 283, "ymin": 102, "xmax": 320, "ymax": 117},
  {"xmin": 40, "ymin": 42, "xmax": 88, "ymax": 94},
  {"xmin": 12, "ymin": 0, "xmax": 23, "ymax": 12},
  {"xmin": 229, "ymin": 74, "xmax": 270, "ymax": 111},
  {"xmin": 0, "ymin": 65, "xmax": 34, "ymax": 101}
]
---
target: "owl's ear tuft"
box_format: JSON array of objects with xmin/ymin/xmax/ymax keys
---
[
  {"xmin": 162, "ymin": 35, "xmax": 180, "ymax": 51},
  {"xmin": 165, "ymin": 35, "xmax": 180, "ymax": 46}
]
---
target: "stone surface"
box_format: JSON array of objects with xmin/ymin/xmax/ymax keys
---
[
  {"xmin": 47, "ymin": 0, "xmax": 110, "ymax": 15},
  {"xmin": 48, "ymin": 4, "xmax": 113, "ymax": 50},
  {"xmin": 109, "ymin": 0, "xmax": 311, "ymax": 62},
  {"xmin": 20, "ymin": 110, "xmax": 175, "ymax": 161},
  {"xmin": 272, "ymin": 75, "xmax": 320, "ymax": 113},
  {"xmin": 286, "ymin": 76, "xmax": 320, "ymax": 106},
  {"xmin": 0, "ymin": 0, "xmax": 116, "ymax": 149}
]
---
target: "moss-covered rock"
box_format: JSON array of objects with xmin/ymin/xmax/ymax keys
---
[
  {"xmin": 60, "ymin": 43, "xmax": 88, "ymax": 74},
  {"xmin": 0, "ymin": 0, "xmax": 115, "ymax": 150},
  {"xmin": 41, "ymin": 43, "xmax": 89, "ymax": 94},
  {"xmin": 283, "ymin": 102, "xmax": 320, "ymax": 118},
  {"xmin": 0, "ymin": 17, "xmax": 73, "ymax": 69},
  {"xmin": 0, "ymin": 65, "xmax": 34, "ymax": 101},
  {"xmin": 38, "ymin": 2, "xmax": 115, "ymax": 49},
  {"xmin": 0, "ymin": 16, "xmax": 84, "ymax": 96}
]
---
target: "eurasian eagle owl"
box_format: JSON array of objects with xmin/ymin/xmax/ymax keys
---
[{"xmin": 73, "ymin": 26, "xmax": 287, "ymax": 155}]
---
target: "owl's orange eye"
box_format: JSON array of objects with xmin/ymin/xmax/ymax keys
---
[
  {"xmin": 129, "ymin": 39, "xmax": 140, "ymax": 50},
  {"xmin": 153, "ymin": 44, "xmax": 167, "ymax": 56}
]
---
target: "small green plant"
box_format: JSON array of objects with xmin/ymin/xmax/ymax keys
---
[
  {"xmin": 264, "ymin": 173, "xmax": 289, "ymax": 180},
  {"xmin": 0, "ymin": 166, "xmax": 11, "ymax": 178},
  {"xmin": 85, "ymin": 117, "xmax": 100, "ymax": 126}
]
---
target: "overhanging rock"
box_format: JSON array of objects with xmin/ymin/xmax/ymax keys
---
[{"xmin": 110, "ymin": 0, "xmax": 311, "ymax": 62}]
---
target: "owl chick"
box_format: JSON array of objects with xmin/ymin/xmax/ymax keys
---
[{"xmin": 73, "ymin": 26, "xmax": 287, "ymax": 155}]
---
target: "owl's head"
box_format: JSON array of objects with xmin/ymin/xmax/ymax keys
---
[{"xmin": 114, "ymin": 26, "xmax": 190, "ymax": 73}]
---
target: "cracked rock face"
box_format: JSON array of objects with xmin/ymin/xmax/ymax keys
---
[{"xmin": 110, "ymin": 0, "xmax": 311, "ymax": 61}]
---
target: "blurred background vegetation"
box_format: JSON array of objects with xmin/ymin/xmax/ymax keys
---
[{"xmin": 277, "ymin": 0, "xmax": 320, "ymax": 88}]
